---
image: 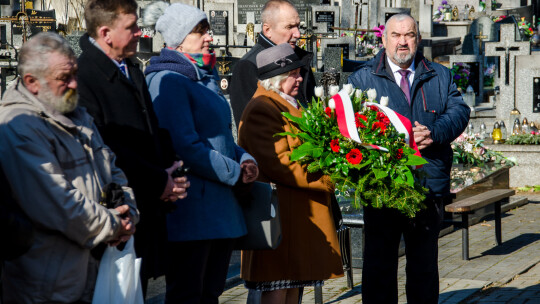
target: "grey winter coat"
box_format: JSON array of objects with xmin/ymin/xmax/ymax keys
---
[{"xmin": 0, "ymin": 80, "xmax": 138, "ymax": 303}]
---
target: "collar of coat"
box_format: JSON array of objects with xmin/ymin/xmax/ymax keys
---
[
  {"xmin": 371, "ymin": 49, "xmax": 436, "ymax": 81},
  {"xmin": 79, "ymin": 33, "xmax": 136, "ymax": 83},
  {"xmin": 253, "ymin": 82, "xmax": 302, "ymax": 118},
  {"xmin": 1, "ymin": 78, "xmax": 90, "ymax": 131}
]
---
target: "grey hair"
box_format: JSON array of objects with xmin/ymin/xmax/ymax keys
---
[
  {"xmin": 18, "ymin": 32, "xmax": 75, "ymax": 78},
  {"xmin": 382, "ymin": 14, "xmax": 419, "ymax": 39},
  {"xmin": 261, "ymin": 0, "xmax": 296, "ymax": 25},
  {"xmin": 259, "ymin": 72, "xmax": 289, "ymax": 93}
]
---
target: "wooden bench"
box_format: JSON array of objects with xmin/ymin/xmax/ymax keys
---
[{"xmin": 445, "ymin": 189, "xmax": 515, "ymax": 260}]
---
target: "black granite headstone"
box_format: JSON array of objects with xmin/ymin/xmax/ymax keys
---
[
  {"xmin": 209, "ymin": 10, "xmax": 228, "ymax": 36},
  {"xmin": 237, "ymin": 0, "xmax": 319, "ymax": 24},
  {"xmin": 533, "ymin": 77, "xmax": 540, "ymax": 113},
  {"xmin": 316, "ymin": 11, "xmax": 335, "ymax": 32}
]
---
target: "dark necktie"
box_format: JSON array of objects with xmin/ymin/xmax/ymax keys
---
[{"xmin": 398, "ymin": 69, "xmax": 411, "ymax": 104}]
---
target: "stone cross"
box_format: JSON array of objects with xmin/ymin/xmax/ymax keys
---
[
  {"xmin": 237, "ymin": 12, "xmax": 261, "ymax": 47},
  {"xmin": 485, "ymin": 24, "xmax": 530, "ymax": 86}
]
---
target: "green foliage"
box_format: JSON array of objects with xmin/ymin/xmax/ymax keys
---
[
  {"xmin": 506, "ymin": 134, "xmax": 540, "ymax": 145},
  {"xmin": 278, "ymin": 90, "xmax": 428, "ymax": 218},
  {"xmin": 452, "ymin": 133, "xmax": 515, "ymax": 167}
]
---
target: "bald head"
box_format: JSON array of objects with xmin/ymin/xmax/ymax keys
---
[
  {"xmin": 383, "ymin": 14, "xmax": 419, "ymax": 38},
  {"xmin": 261, "ymin": 0, "xmax": 296, "ymax": 24},
  {"xmin": 382, "ymin": 14, "xmax": 421, "ymax": 68},
  {"xmin": 261, "ymin": 0, "xmax": 300, "ymax": 48}
]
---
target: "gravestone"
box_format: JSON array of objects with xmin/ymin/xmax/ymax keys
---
[
  {"xmin": 0, "ymin": 0, "xmax": 56, "ymax": 48},
  {"xmin": 358, "ymin": 1, "xmax": 369, "ymax": 30},
  {"xmin": 313, "ymin": 47, "xmax": 352, "ymax": 90},
  {"xmin": 377, "ymin": 7, "xmax": 411, "ymax": 26},
  {"xmin": 236, "ymin": 0, "xmax": 319, "ymax": 24},
  {"xmin": 515, "ymin": 55, "xmax": 540, "ymax": 121},
  {"xmin": 462, "ymin": 16, "xmax": 496, "ymax": 55},
  {"xmin": 419, "ymin": 0, "xmax": 433, "ymax": 37},
  {"xmin": 448, "ymin": 55, "xmax": 483, "ymax": 105},
  {"xmin": 312, "ymin": 5, "xmax": 339, "ymax": 34},
  {"xmin": 339, "ymin": 0, "xmax": 357, "ymax": 29},
  {"xmin": 204, "ymin": 2, "xmax": 234, "ymax": 46},
  {"xmin": 236, "ymin": 11, "xmax": 260, "ymax": 46},
  {"xmin": 485, "ymin": 23, "xmax": 531, "ymax": 126},
  {"xmin": 312, "ymin": 5, "xmax": 356, "ymax": 61}
]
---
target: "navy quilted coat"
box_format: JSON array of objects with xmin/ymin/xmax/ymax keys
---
[{"xmin": 348, "ymin": 50, "xmax": 470, "ymax": 197}]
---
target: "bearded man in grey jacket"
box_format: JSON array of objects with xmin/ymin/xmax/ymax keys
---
[{"xmin": 0, "ymin": 32, "xmax": 138, "ymax": 304}]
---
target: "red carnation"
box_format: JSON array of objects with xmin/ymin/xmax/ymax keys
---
[
  {"xmin": 346, "ymin": 148, "xmax": 363, "ymax": 165},
  {"xmin": 330, "ymin": 139, "xmax": 340, "ymax": 152},
  {"xmin": 325, "ymin": 107, "xmax": 332, "ymax": 117},
  {"xmin": 372, "ymin": 121, "xmax": 387, "ymax": 134},
  {"xmin": 396, "ymin": 148, "xmax": 404, "ymax": 160},
  {"xmin": 376, "ymin": 111, "xmax": 387, "ymax": 121},
  {"xmin": 369, "ymin": 105, "xmax": 379, "ymax": 111},
  {"xmin": 355, "ymin": 113, "xmax": 367, "ymax": 128}
]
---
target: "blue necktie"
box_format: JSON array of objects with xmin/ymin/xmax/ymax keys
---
[{"xmin": 119, "ymin": 63, "xmax": 128, "ymax": 78}]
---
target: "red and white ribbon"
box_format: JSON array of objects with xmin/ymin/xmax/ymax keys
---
[
  {"xmin": 331, "ymin": 89, "xmax": 421, "ymax": 157},
  {"xmin": 332, "ymin": 90, "xmax": 388, "ymax": 152},
  {"xmin": 365, "ymin": 102, "xmax": 422, "ymax": 158}
]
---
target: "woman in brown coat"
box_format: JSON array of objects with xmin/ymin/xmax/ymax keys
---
[{"xmin": 238, "ymin": 43, "xmax": 343, "ymax": 304}]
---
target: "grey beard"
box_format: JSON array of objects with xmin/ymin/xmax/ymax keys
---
[
  {"xmin": 392, "ymin": 47, "xmax": 415, "ymax": 66},
  {"xmin": 39, "ymin": 86, "xmax": 78, "ymax": 114}
]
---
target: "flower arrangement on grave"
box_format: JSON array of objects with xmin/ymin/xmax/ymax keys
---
[
  {"xmin": 506, "ymin": 132, "xmax": 540, "ymax": 144},
  {"xmin": 492, "ymin": 15, "xmax": 507, "ymax": 23},
  {"xmin": 278, "ymin": 85, "xmax": 428, "ymax": 217},
  {"xmin": 433, "ymin": 0, "xmax": 452, "ymax": 22},
  {"xmin": 483, "ymin": 63, "xmax": 496, "ymax": 88},
  {"xmin": 518, "ymin": 17, "xmax": 534, "ymax": 40},
  {"xmin": 450, "ymin": 62, "xmax": 471, "ymax": 92},
  {"xmin": 353, "ymin": 27, "xmax": 384, "ymax": 56},
  {"xmin": 452, "ymin": 133, "xmax": 514, "ymax": 166}
]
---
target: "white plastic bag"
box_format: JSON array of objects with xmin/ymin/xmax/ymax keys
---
[{"xmin": 92, "ymin": 237, "xmax": 144, "ymax": 304}]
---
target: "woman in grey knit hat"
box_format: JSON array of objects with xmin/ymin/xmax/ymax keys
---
[
  {"xmin": 238, "ymin": 44, "xmax": 344, "ymax": 304},
  {"xmin": 143, "ymin": 2, "xmax": 259, "ymax": 303}
]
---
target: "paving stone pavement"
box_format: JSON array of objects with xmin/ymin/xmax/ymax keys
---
[
  {"xmin": 217, "ymin": 199, "xmax": 540, "ymax": 304},
  {"xmin": 466, "ymin": 261, "xmax": 540, "ymax": 304}
]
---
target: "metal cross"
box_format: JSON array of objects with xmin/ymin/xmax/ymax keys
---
[
  {"xmin": 474, "ymin": 30, "xmax": 488, "ymax": 54},
  {"xmin": 0, "ymin": 0, "xmax": 55, "ymax": 43},
  {"xmin": 495, "ymin": 46, "xmax": 520, "ymax": 85}
]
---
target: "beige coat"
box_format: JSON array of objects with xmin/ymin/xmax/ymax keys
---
[
  {"xmin": 0, "ymin": 81, "xmax": 138, "ymax": 303},
  {"xmin": 238, "ymin": 84, "xmax": 343, "ymax": 282}
]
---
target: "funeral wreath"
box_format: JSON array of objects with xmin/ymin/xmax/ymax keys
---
[{"xmin": 279, "ymin": 86, "xmax": 428, "ymax": 218}]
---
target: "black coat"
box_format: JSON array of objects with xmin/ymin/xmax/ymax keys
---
[
  {"xmin": 77, "ymin": 34, "xmax": 176, "ymax": 279},
  {"xmin": 229, "ymin": 33, "xmax": 316, "ymax": 127}
]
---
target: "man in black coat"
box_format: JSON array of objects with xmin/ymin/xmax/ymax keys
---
[
  {"xmin": 229, "ymin": 0, "xmax": 316, "ymax": 127},
  {"xmin": 77, "ymin": 0, "xmax": 189, "ymax": 296}
]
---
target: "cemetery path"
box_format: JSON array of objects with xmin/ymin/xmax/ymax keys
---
[{"xmin": 146, "ymin": 197, "xmax": 540, "ymax": 304}]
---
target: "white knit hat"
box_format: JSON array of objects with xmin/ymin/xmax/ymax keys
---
[{"xmin": 143, "ymin": 2, "xmax": 208, "ymax": 48}]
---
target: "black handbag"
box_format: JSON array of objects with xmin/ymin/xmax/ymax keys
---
[{"xmin": 235, "ymin": 182, "xmax": 282, "ymax": 250}]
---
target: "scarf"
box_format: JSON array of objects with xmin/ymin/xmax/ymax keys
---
[{"xmin": 183, "ymin": 52, "xmax": 216, "ymax": 71}]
